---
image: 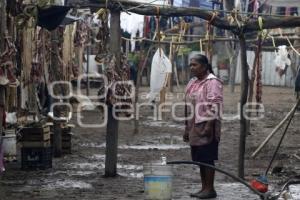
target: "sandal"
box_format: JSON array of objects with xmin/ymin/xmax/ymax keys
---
[{"xmin": 192, "ymin": 190, "xmax": 217, "ymax": 199}]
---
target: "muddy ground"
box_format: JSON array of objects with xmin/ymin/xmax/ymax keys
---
[{"xmin": 0, "ymin": 85, "xmax": 299, "ymax": 200}]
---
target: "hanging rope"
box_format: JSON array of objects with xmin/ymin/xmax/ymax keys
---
[
  {"xmin": 286, "ymin": 37, "xmax": 300, "ymax": 56},
  {"xmin": 155, "ymin": 6, "xmax": 161, "ymax": 55},
  {"xmin": 199, "ymin": 39, "xmax": 203, "ymax": 52},
  {"xmin": 205, "ymin": 12, "xmax": 217, "ymax": 61}
]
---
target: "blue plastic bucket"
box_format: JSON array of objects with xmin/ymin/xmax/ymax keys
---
[{"xmin": 144, "ymin": 164, "xmax": 173, "ymax": 200}]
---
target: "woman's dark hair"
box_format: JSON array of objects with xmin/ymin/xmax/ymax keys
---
[{"xmin": 191, "ymin": 54, "xmax": 214, "ymax": 74}]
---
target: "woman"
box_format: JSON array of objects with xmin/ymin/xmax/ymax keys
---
[{"xmin": 184, "ymin": 54, "xmax": 223, "ymax": 199}]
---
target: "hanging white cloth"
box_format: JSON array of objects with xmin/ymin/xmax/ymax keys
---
[
  {"xmin": 274, "ymin": 45, "xmax": 291, "ymax": 71},
  {"xmin": 121, "ymin": 12, "xmax": 144, "ymax": 52},
  {"xmin": 148, "ymin": 48, "xmax": 172, "ymax": 101}
]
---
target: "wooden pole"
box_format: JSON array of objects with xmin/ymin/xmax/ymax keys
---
[
  {"xmin": 229, "ymin": 49, "xmax": 239, "ymax": 93},
  {"xmin": 86, "ymin": 44, "xmax": 90, "ymax": 96},
  {"xmin": 0, "ymin": 0, "xmax": 6, "ymax": 137},
  {"xmin": 105, "ymin": 9, "xmax": 121, "ymax": 177},
  {"xmin": 134, "ymin": 45, "xmax": 155, "ymax": 134},
  {"xmin": 51, "ymin": 29, "xmax": 62, "ymax": 157},
  {"xmin": 251, "ymin": 99, "xmax": 300, "ymax": 158},
  {"xmin": 238, "ymin": 34, "xmax": 249, "ymax": 179}
]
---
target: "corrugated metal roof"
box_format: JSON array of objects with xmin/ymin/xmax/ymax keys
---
[
  {"xmin": 266, "ymin": 0, "xmax": 300, "ymax": 7},
  {"xmin": 235, "ymin": 51, "xmax": 295, "ymax": 87}
]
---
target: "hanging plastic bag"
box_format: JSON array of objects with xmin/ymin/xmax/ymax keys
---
[
  {"xmin": 274, "ymin": 45, "xmax": 291, "ymax": 77},
  {"xmin": 148, "ymin": 48, "xmax": 172, "ymax": 101}
]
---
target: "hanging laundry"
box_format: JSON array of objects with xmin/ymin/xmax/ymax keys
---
[
  {"xmin": 274, "ymin": 45, "xmax": 291, "ymax": 77},
  {"xmin": 0, "ymin": 36, "xmax": 18, "ymax": 86},
  {"xmin": 121, "ymin": 12, "xmax": 144, "ymax": 52}
]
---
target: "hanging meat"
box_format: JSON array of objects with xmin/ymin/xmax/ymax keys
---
[
  {"xmin": 98, "ymin": 54, "xmax": 133, "ymax": 116},
  {"xmin": 0, "ymin": 35, "xmax": 18, "ymax": 86},
  {"xmin": 95, "ymin": 9, "xmax": 109, "ymax": 63}
]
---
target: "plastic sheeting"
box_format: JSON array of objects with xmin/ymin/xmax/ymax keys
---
[{"xmin": 148, "ymin": 48, "xmax": 172, "ymax": 101}]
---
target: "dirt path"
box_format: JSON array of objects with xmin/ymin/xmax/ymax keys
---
[{"xmin": 0, "ymin": 85, "xmax": 299, "ymax": 199}]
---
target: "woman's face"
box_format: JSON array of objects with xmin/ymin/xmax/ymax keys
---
[{"xmin": 189, "ymin": 58, "xmax": 207, "ymax": 78}]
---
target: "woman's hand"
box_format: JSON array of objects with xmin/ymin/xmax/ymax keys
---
[
  {"xmin": 183, "ymin": 132, "xmax": 189, "ymax": 142},
  {"xmin": 202, "ymin": 120, "xmax": 214, "ymax": 137}
]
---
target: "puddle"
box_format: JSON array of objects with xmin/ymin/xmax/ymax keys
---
[
  {"xmin": 283, "ymin": 185, "xmax": 300, "ymax": 199},
  {"xmin": 118, "ymin": 171, "xmax": 144, "ymax": 178},
  {"xmin": 43, "ymin": 180, "xmax": 93, "ymax": 190},
  {"xmin": 119, "ymin": 144, "xmax": 189, "ymax": 150},
  {"xmin": 80, "ymin": 143, "xmax": 106, "ymax": 148},
  {"xmin": 90, "ymin": 154, "xmax": 106, "ymax": 160},
  {"xmin": 66, "ymin": 162, "xmax": 105, "ymax": 170},
  {"xmin": 80, "ymin": 136, "xmax": 189, "ymax": 150},
  {"xmin": 49, "ymin": 170, "xmax": 95, "ymax": 176},
  {"xmin": 64, "ymin": 159, "xmax": 144, "ymax": 179},
  {"xmin": 142, "ymin": 121, "xmax": 184, "ymax": 130}
]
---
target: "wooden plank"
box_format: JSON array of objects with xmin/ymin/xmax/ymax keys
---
[
  {"xmin": 20, "ymin": 140, "xmax": 51, "ymax": 148},
  {"xmin": 20, "ymin": 132, "xmax": 51, "ymax": 142}
]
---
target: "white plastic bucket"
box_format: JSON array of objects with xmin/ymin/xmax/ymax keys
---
[
  {"xmin": 144, "ymin": 164, "xmax": 173, "ymax": 200},
  {"xmin": 2, "ymin": 134, "xmax": 16, "ymax": 157}
]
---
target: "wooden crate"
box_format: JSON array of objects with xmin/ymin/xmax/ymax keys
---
[
  {"xmin": 20, "ymin": 140, "xmax": 51, "ymax": 148},
  {"xmin": 21, "ymin": 147, "xmax": 52, "ymax": 170},
  {"xmin": 19, "ymin": 126, "xmax": 50, "ymax": 141}
]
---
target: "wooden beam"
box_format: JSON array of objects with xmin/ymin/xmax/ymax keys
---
[
  {"xmin": 245, "ymin": 17, "xmax": 300, "ymax": 32},
  {"xmin": 70, "ymin": 0, "xmax": 300, "ymax": 33}
]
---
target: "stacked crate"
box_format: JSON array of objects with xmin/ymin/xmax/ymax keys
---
[
  {"xmin": 50, "ymin": 125, "xmax": 72, "ymax": 154},
  {"xmin": 62, "ymin": 126, "xmax": 72, "ymax": 154},
  {"xmin": 19, "ymin": 125, "xmax": 52, "ymax": 170}
]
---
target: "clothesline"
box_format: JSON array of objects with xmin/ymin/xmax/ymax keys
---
[{"xmin": 121, "ymin": 36, "xmax": 300, "ymax": 44}]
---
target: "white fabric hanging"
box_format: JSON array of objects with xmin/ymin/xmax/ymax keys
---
[
  {"xmin": 148, "ymin": 48, "xmax": 172, "ymax": 101},
  {"xmin": 120, "ymin": 12, "xmax": 144, "ymax": 52},
  {"xmin": 274, "ymin": 45, "xmax": 291, "ymax": 71}
]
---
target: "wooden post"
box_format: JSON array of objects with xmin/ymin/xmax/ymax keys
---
[
  {"xmin": 134, "ymin": 45, "xmax": 155, "ymax": 134},
  {"xmin": 105, "ymin": 9, "xmax": 121, "ymax": 177},
  {"xmin": 51, "ymin": 29, "xmax": 62, "ymax": 157},
  {"xmin": 0, "ymin": 0, "xmax": 6, "ymax": 136},
  {"xmin": 238, "ymin": 34, "xmax": 249, "ymax": 179},
  {"xmin": 86, "ymin": 44, "xmax": 90, "ymax": 96}
]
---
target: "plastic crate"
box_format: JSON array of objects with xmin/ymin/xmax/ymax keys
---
[{"xmin": 21, "ymin": 147, "xmax": 52, "ymax": 170}]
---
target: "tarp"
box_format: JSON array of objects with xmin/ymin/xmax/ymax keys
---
[
  {"xmin": 265, "ymin": 0, "xmax": 300, "ymax": 7},
  {"xmin": 37, "ymin": 5, "xmax": 71, "ymax": 31}
]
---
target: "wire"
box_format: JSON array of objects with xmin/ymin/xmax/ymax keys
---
[
  {"xmin": 286, "ymin": 37, "xmax": 300, "ymax": 56},
  {"xmin": 167, "ymin": 160, "xmax": 266, "ymax": 199}
]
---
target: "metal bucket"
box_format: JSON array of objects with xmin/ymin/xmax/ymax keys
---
[
  {"xmin": 144, "ymin": 164, "xmax": 173, "ymax": 200},
  {"xmin": 2, "ymin": 134, "xmax": 16, "ymax": 157}
]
